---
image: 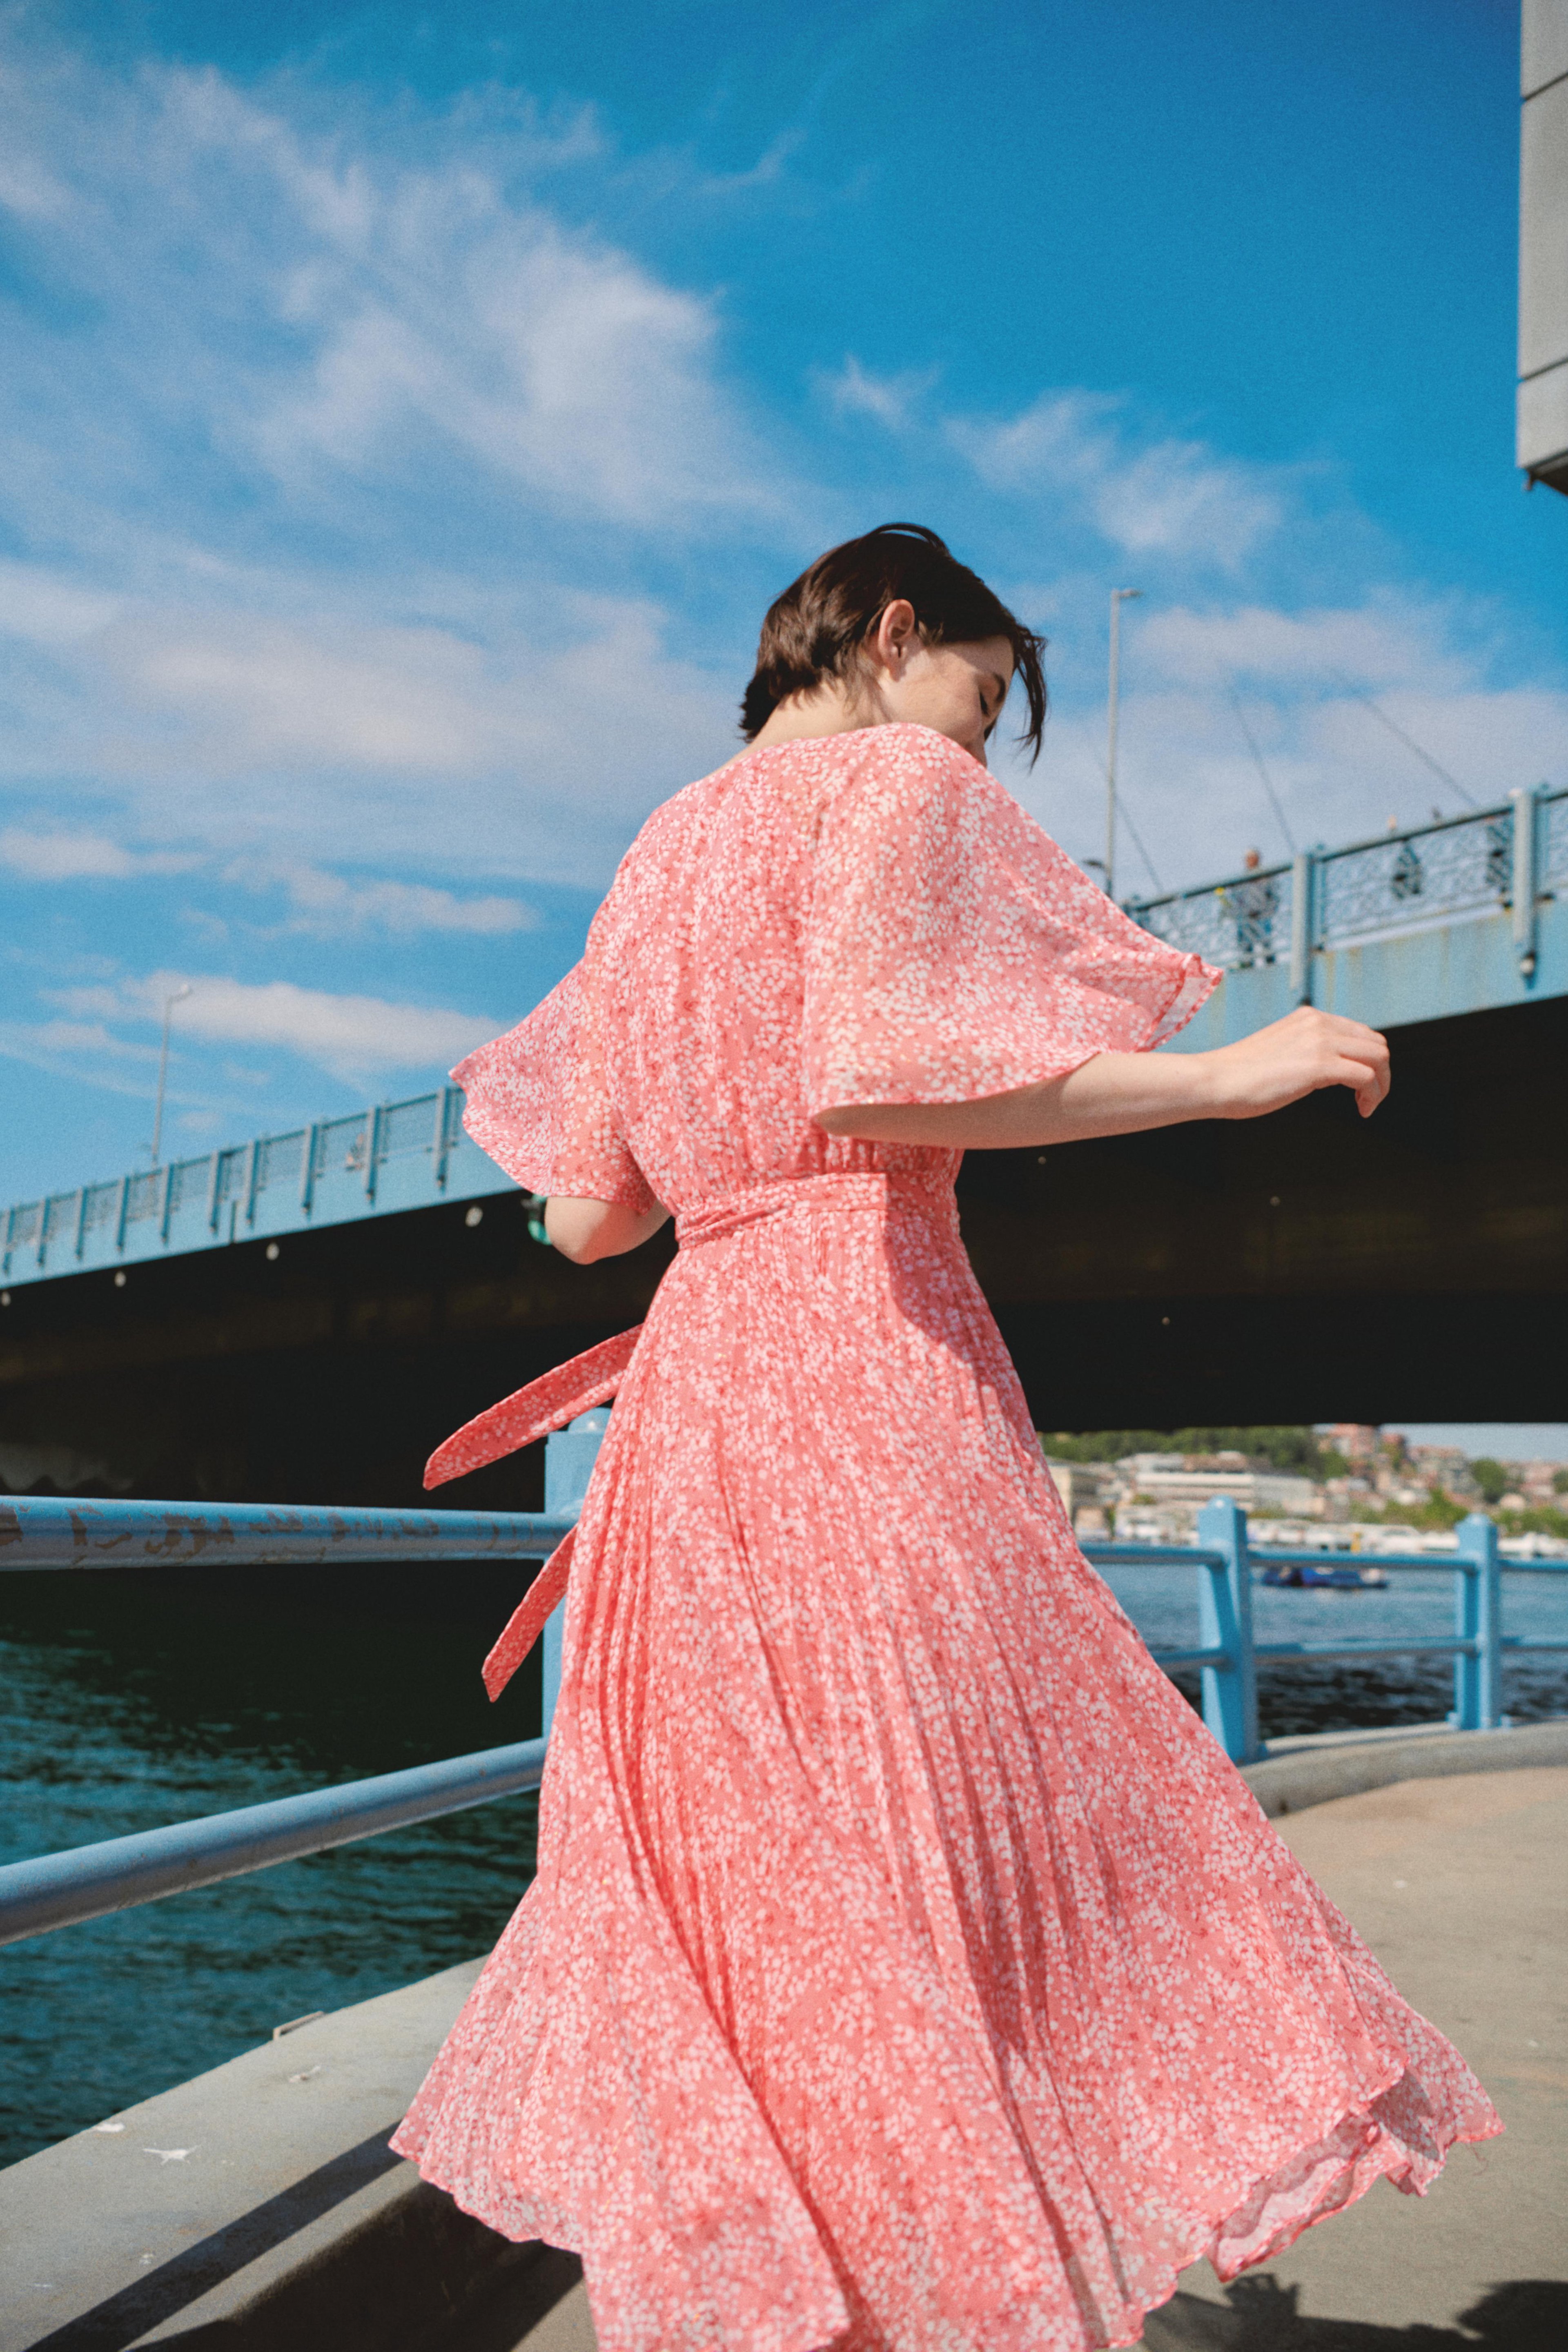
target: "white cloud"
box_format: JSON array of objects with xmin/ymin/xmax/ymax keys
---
[
  {"xmin": 0, "ymin": 1016, "xmax": 163, "ymax": 1108},
  {"xmin": 0, "ymin": 560, "xmax": 123, "ymax": 646},
  {"xmin": 949, "ymin": 392, "xmax": 1285, "ymax": 569},
  {"xmin": 254, "ymin": 207, "xmax": 775, "ymax": 528},
  {"xmin": 1135, "ymin": 600, "xmax": 1471, "ymax": 693},
  {"xmin": 51, "ymin": 971, "xmax": 496, "ymax": 1082},
  {"xmin": 0, "ymin": 829, "xmax": 201, "ymax": 880},
  {"xmin": 33, "ymin": 1019, "xmax": 158, "ymax": 1061},
  {"xmin": 0, "ymin": 824, "xmax": 531, "ymax": 932},
  {"xmin": 57, "ymin": 595, "xmax": 735, "ymax": 884},
  {"xmin": 820, "ymin": 356, "xmax": 935, "ymax": 430},
  {"xmin": 0, "ymin": 45, "xmax": 788, "ymax": 538},
  {"xmin": 1, "ymin": 830, "xmax": 138, "ymax": 880},
  {"xmin": 1017, "ymin": 662, "xmax": 1567, "ymax": 895},
  {"xmin": 0, "ymin": 33, "xmax": 792, "ymax": 903},
  {"xmin": 228, "ymin": 860, "xmax": 535, "ymax": 937},
  {"xmin": 989, "ymin": 574, "xmax": 1568, "ymax": 896},
  {"xmin": 109, "ymin": 615, "xmax": 499, "ymax": 771}
]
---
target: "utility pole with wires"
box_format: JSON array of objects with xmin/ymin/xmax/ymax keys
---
[
  {"xmin": 150, "ymin": 983, "xmax": 192, "ymax": 1165},
  {"xmin": 1229, "ymin": 690, "xmax": 1296, "ymax": 855},
  {"xmin": 1105, "ymin": 587, "xmax": 1142, "ymax": 900}
]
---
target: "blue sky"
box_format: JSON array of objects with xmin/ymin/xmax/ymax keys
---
[{"xmin": 1, "ymin": 0, "xmax": 1562, "ymax": 1216}]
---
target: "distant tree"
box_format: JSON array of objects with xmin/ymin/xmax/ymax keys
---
[
  {"xmin": 1038, "ymin": 1430, "xmax": 1179, "ymax": 1464},
  {"xmin": 1410, "ymin": 1491, "xmax": 1466, "ymax": 1530},
  {"xmin": 1554, "ymin": 1469, "xmax": 1568, "ymax": 1497},
  {"xmin": 1469, "ymin": 1457, "xmax": 1509, "ymax": 1505},
  {"xmin": 1038, "ymin": 1426, "xmax": 1335, "ymax": 1477},
  {"xmin": 1497, "ymin": 1502, "xmax": 1568, "ymax": 1539}
]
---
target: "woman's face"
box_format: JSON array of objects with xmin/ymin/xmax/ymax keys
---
[{"xmin": 872, "ymin": 625, "xmax": 1015, "ymax": 767}]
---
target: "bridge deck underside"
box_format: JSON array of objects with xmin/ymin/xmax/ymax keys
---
[{"xmin": 0, "ymin": 993, "xmax": 1560, "ymax": 1498}]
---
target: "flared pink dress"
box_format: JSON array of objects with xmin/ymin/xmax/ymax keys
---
[{"xmin": 393, "ymin": 724, "xmax": 1499, "ymax": 2352}]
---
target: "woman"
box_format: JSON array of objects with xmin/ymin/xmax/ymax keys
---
[{"xmin": 394, "ymin": 526, "xmax": 1498, "ymax": 2352}]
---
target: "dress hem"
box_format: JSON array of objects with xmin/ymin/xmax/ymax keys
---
[{"xmin": 390, "ymin": 2064, "xmax": 1500, "ymax": 2352}]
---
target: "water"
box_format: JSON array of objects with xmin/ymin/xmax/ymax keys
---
[
  {"xmin": 1, "ymin": 1562, "xmax": 544, "ymax": 2168},
  {"xmin": 1098, "ymin": 1560, "xmax": 1568, "ymax": 1735},
  {"xmin": 4, "ymin": 1559, "xmax": 1566, "ymax": 2170}
]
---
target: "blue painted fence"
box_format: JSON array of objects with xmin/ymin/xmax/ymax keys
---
[{"xmin": 2, "ymin": 1421, "xmax": 1564, "ymax": 1949}]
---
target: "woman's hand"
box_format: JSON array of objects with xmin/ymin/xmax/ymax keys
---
[
  {"xmin": 815, "ymin": 1005, "xmax": 1390, "ymax": 1149},
  {"xmin": 1201, "ymin": 1006, "xmax": 1390, "ymax": 1121},
  {"xmin": 544, "ymin": 1196, "xmax": 670, "ymax": 1264}
]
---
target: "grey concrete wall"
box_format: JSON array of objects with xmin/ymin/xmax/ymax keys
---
[
  {"xmin": 0, "ymin": 1959, "xmax": 580, "ymax": 2352},
  {"xmin": 1241, "ymin": 1716, "xmax": 1568, "ymax": 1815},
  {"xmin": 1521, "ymin": 0, "xmax": 1568, "ymax": 486}
]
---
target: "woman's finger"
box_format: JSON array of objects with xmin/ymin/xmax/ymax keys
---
[
  {"xmin": 1320, "ymin": 1025, "xmax": 1390, "ymax": 1106},
  {"xmin": 1334, "ymin": 1059, "xmax": 1390, "ymax": 1114},
  {"xmin": 1320, "ymin": 1054, "xmax": 1381, "ymax": 1101}
]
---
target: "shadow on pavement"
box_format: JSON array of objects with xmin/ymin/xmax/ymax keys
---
[{"xmin": 1143, "ymin": 2277, "xmax": 1568, "ymax": 2351}]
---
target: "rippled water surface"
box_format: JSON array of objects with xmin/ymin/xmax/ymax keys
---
[{"xmin": 4, "ymin": 1555, "xmax": 1565, "ymax": 2168}]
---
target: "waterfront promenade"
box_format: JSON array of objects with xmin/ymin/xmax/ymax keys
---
[
  {"xmin": 506, "ymin": 1761, "xmax": 1568, "ymax": 2352},
  {"xmin": 1137, "ymin": 1760, "xmax": 1566, "ymax": 2350},
  {"xmin": 5, "ymin": 1735, "xmax": 1563, "ymax": 2351}
]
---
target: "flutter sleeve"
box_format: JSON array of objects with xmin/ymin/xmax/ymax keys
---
[
  {"xmin": 451, "ymin": 958, "xmax": 655, "ymax": 1209},
  {"xmin": 802, "ymin": 725, "xmax": 1219, "ymax": 1117}
]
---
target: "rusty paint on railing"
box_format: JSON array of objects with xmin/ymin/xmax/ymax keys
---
[{"xmin": 0, "ymin": 1494, "xmax": 576, "ymax": 1570}]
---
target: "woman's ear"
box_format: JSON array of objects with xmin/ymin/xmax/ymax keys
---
[{"xmin": 869, "ymin": 598, "xmax": 919, "ymax": 678}]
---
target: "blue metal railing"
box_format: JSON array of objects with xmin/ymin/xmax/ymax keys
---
[
  {"xmin": 0, "ymin": 1495, "xmax": 578, "ymax": 1572},
  {"xmin": 2, "ymin": 1439, "xmax": 1564, "ymax": 1949},
  {"xmin": 0, "ymin": 1739, "xmax": 552, "ymax": 1946},
  {"xmin": 0, "ymin": 1080, "xmax": 528, "ymax": 1291},
  {"xmin": 1124, "ymin": 783, "xmax": 1568, "ymax": 986}
]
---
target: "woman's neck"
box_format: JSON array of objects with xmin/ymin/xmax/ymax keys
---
[{"xmin": 746, "ymin": 679, "xmax": 877, "ymax": 751}]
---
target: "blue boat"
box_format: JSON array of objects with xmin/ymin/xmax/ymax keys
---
[{"xmin": 1259, "ymin": 1561, "xmax": 1390, "ymax": 1590}]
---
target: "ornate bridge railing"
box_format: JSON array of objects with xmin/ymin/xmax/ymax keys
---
[
  {"xmin": 1125, "ymin": 783, "xmax": 1568, "ymax": 994},
  {"xmin": 0, "ymin": 1080, "xmax": 532, "ymax": 1290}
]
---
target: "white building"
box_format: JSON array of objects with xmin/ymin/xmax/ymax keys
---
[{"xmin": 1116, "ymin": 1457, "xmax": 1322, "ymax": 1519}]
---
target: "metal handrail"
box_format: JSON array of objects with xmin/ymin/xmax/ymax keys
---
[
  {"xmin": 0, "ymin": 1494, "xmax": 577, "ymax": 1572},
  {"xmin": 0, "ymin": 1738, "xmax": 548, "ymax": 1948},
  {"xmin": 1100, "ymin": 1498, "xmax": 1568, "ymax": 1764},
  {"xmin": 2, "ymin": 1454, "xmax": 1564, "ymax": 1948}
]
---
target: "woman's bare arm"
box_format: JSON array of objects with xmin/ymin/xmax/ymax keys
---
[
  {"xmin": 545, "ymin": 1011, "xmax": 1386, "ymax": 1253},
  {"xmin": 544, "ymin": 1196, "xmax": 671, "ymax": 1264},
  {"xmin": 814, "ymin": 1006, "xmax": 1390, "ymax": 1149}
]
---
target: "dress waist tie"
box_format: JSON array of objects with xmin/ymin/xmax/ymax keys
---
[
  {"xmin": 675, "ymin": 1168, "xmax": 953, "ymax": 1247},
  {"xmin": 424, "ymin": 1172, "xmax": 953, "ymax": 1700},
  {"xmin": 423, "ymin": 1325, "xmax": 644, "ymax": 1704}
]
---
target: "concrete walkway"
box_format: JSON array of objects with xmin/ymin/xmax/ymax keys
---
[
  {"xmin": 1136, "ymin": 1763, "xmax": 1568, "ymax": 2351},
  {"xmin": 3, "ymin": 1749, "xmax": 1561, "ymax": 2349},
  {"xmin": 508, "ymin": 1767, "xmax": 1568, "ymax": 2352}
]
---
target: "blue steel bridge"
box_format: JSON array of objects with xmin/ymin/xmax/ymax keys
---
[
  {"xmin": 1, "ymin": 783, "xmax": 1566, "ymax": 1502},
  {"xmin": 1, "ymin": 1084, "xmax": 520, "ymax": 1292}
]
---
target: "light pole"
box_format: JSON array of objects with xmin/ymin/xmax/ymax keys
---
[
  {"xmin": 150, "ymin": 984, "xmax": 192, "ymax": 1165},
  {"xmin": 1105, "ymin": 586, "xmax": 1143, "ymax": 901}
]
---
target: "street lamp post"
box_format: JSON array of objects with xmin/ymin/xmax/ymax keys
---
[
  {"xmin": 150, "ymin": 984, "xmax": 193, "ymax": 1165},
  {"xmin": 1106, "ymin": 586, "xmax": 1143, "ymax": 901}
]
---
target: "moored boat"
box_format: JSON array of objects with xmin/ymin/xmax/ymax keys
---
[{"xmin": 1259, "ymin": 1561, "xmax": 1390, "ymax": 1590}]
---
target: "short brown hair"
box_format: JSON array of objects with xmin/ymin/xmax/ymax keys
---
[{"xmin": 740, "ymin": 522, "xmax": 1047, "ymax": 760}]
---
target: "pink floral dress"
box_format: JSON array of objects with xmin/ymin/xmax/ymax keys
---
[{"xmin": 392, "ymin": 724, "xmax": 1499, "ymax": 2352}]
